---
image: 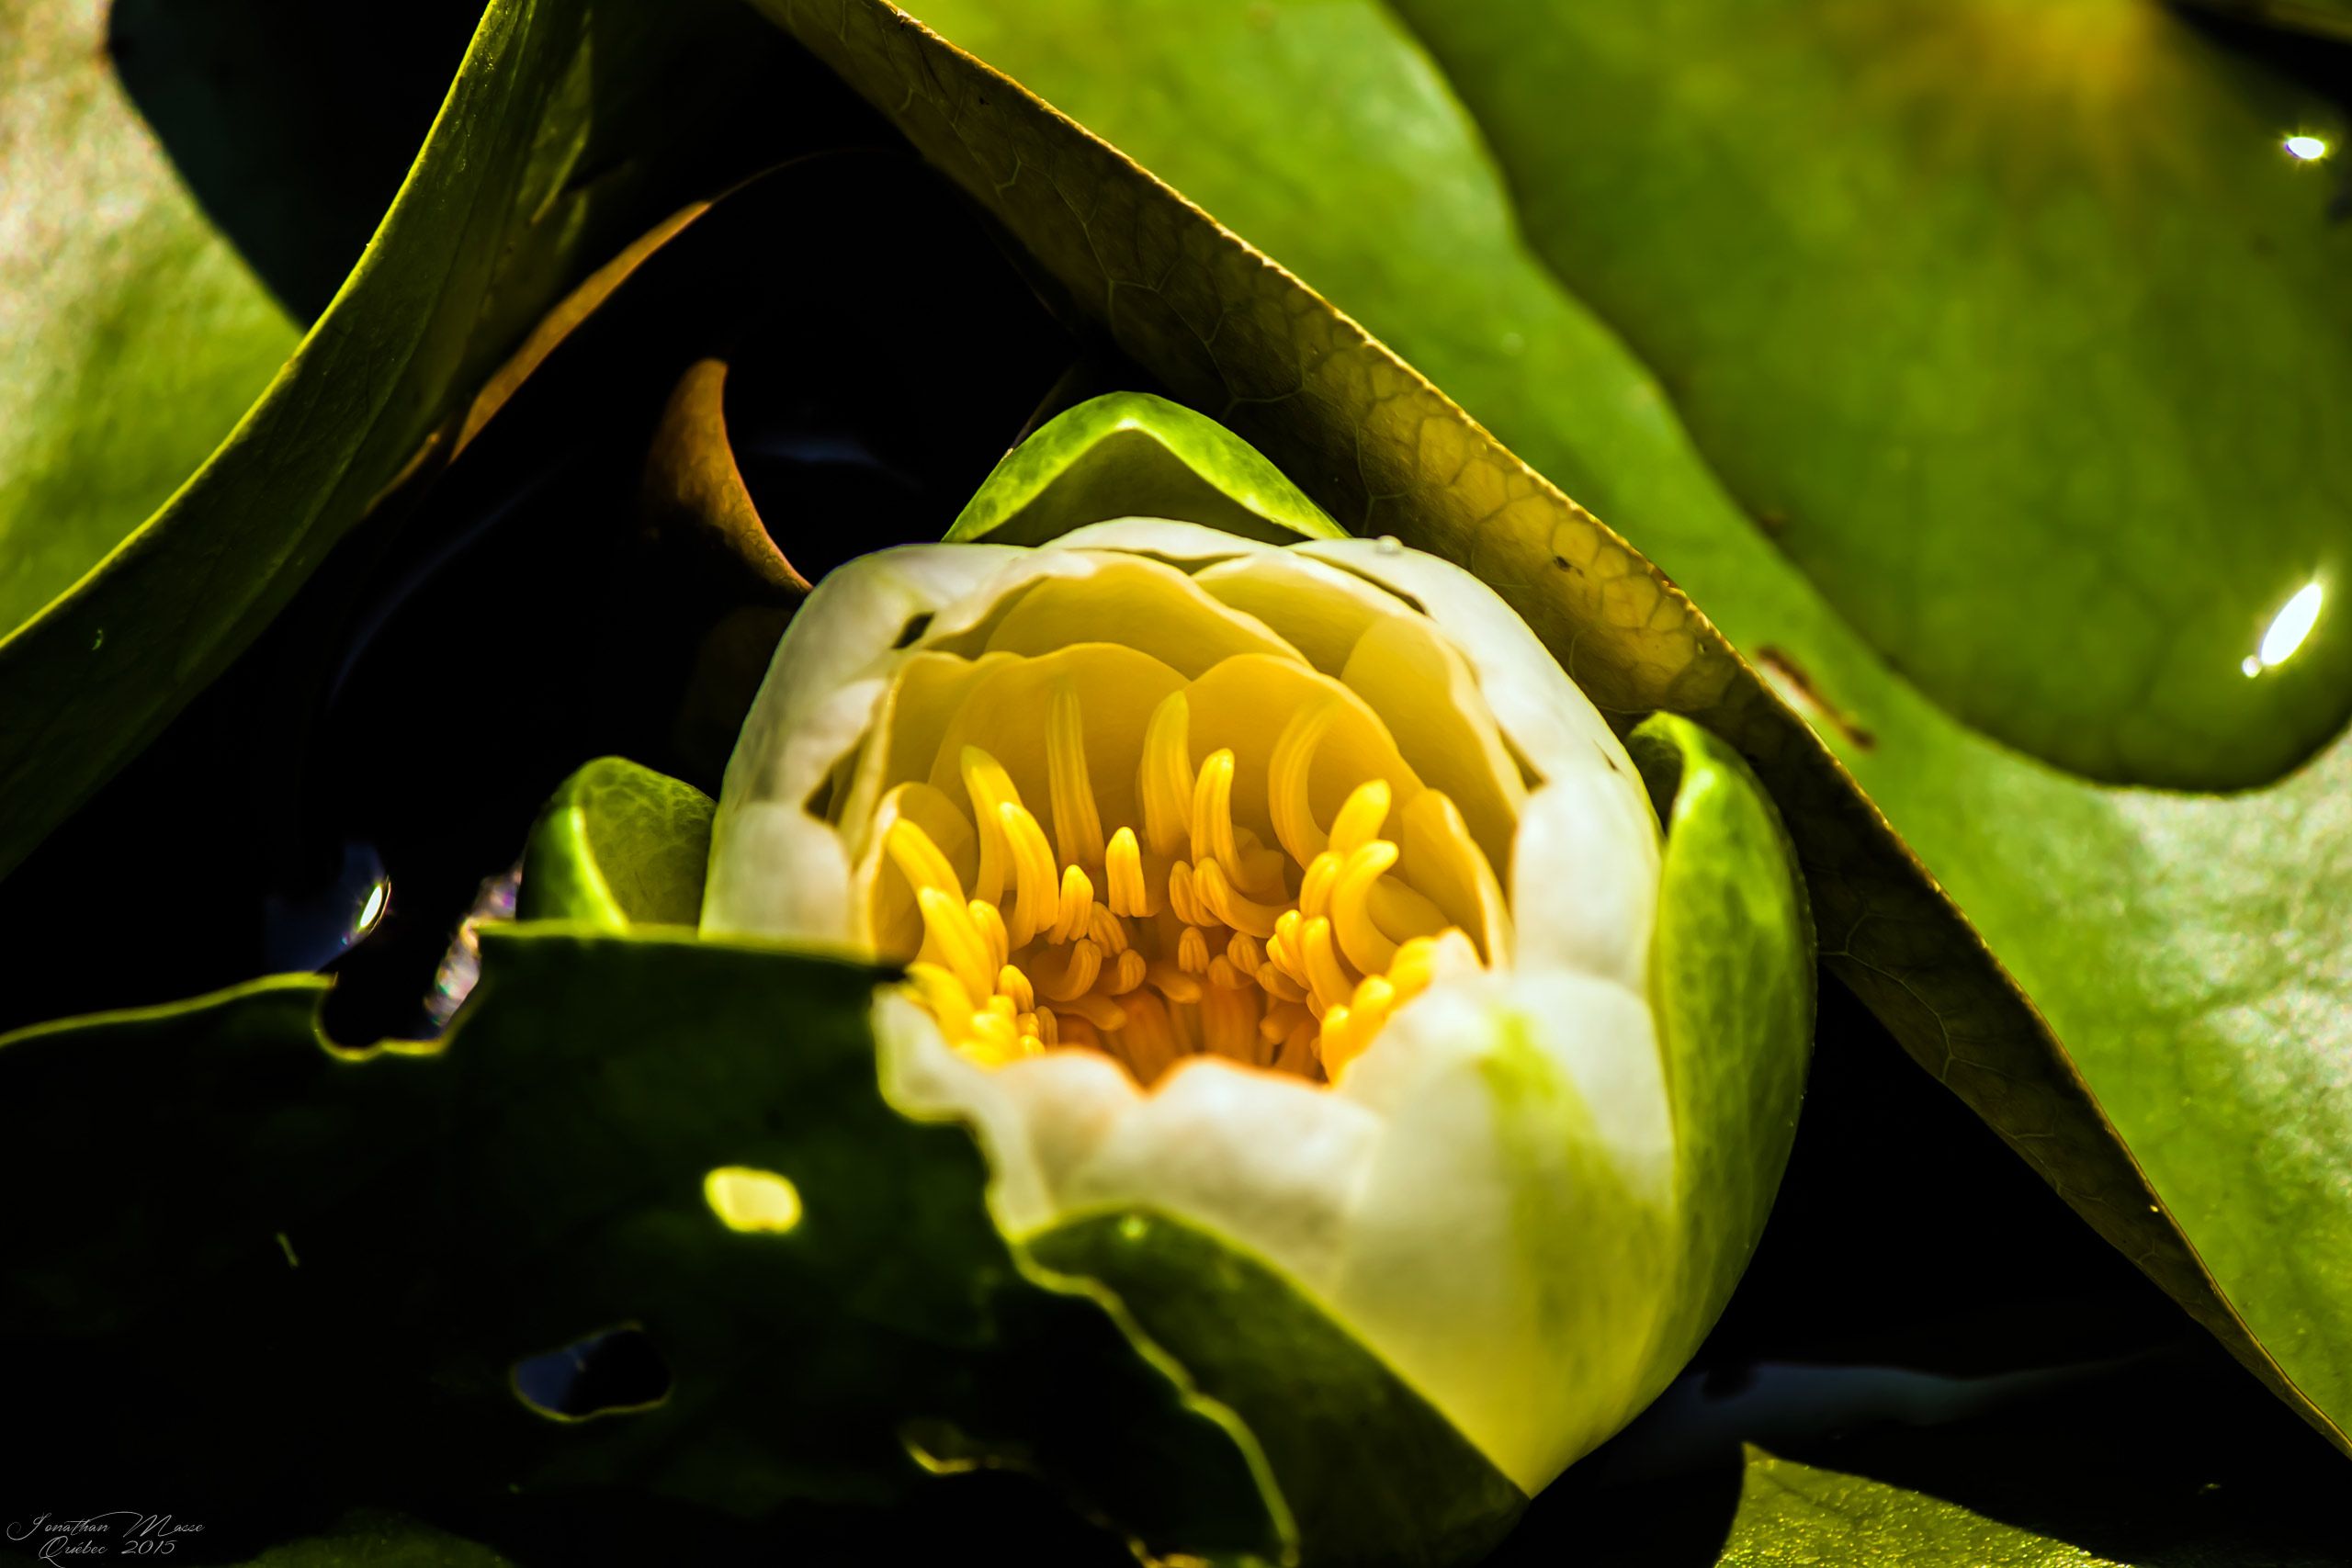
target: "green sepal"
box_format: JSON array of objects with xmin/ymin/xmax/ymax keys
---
[
  {"xmin": 944, "ymin": 391, "xmax": 1345, "ymax": 546},
  {"xmin": 517, "ymin": 757, "xmax": 716, "ymax": 926},
  {"xmin": 1630, "ymin": 712, "xmax": 1815, "ymax": 1368},
  {"xmin": 0, "ymin": 929, "xmax": 1286, "ymax": 1563},
  {"xmin": 1029, "ymin": 1210, "xmax": 1526, "ymax": 1568}
]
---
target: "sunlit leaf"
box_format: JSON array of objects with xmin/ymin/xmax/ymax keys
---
[{"xmin": 755, "ymin": 0, "xmax": 2352, "ymax": 1461}]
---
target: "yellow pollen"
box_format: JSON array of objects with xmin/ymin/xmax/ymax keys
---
[{"xmin": 882, "ymin": 679, "xmax": 1498, "ymax": 1085}]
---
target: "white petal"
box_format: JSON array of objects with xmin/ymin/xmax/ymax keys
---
[
  {"xmin": 702, "ymin": 545, "xmax": 1022, "ymax": 939},
  {"xmin": 1058, "ymin": 1056, "xmax": 1383, "ymax": 1294},
  {"xmin": 701, "ymin": 677, "xmax": 883, "ymax": 942},
  {"xmin": 1510, "ymin": 769, "xmax": 1662, "ymax": 991},
  {"xmin": 989, "ymin": 1049, "xmax": 1145, "ymax": 1207},
  {"xmin": 1331, "ymin": 970, "xmax": 1676, "ymax": 1492},
  {"xmin": 1046, "ymin": 516, "xmax": 1272, "ymax": 564}
]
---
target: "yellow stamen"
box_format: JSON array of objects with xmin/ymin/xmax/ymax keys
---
[
  {"xmin": 959, "ymin": 747, "xmax": 1027, "ymax": 908},
  {"xmin": 892, "ymin": 659, "xmax": 1503, "ymax": 1085},
  {"xmin": 1104, "ymin": 827, "xmax": 1159, "ymax": 917},
  {"xmin": 999, "ymin": 800, "xmax": 1058, "ymax": 948},
  {"xmin": 1041, "ymin": 939, "xmax": 1103, "ymax": 1002},
  {"xmin": 1139, "ymin": 689, "xmax": 1194, "ymax": 857},
  {"xmin": 916, "ymin": 886, "xmax": 994, "ymax": 1003},
  {"xmin": 1047, "ymin": 683, "xmax": 1105, "ymax": 868},
  {"xmin": 1330, "ymin": 840, "xmax": 1402, "ymax": 975},
  {"xmin": 1269, "ymin": 698, "xmax": 1340, "ymax": 865},
  {"xmin": 1190, "ymin": 748, "xmax": 1242, "ymax": 875},
  {"xmin": 1301, "ymin": 916, "xmax": 1355, "ymax": 1014},
  {"xmin": 1193, "ymin": 855, "xmax": 1284, "ymax": 940},
  {"xmin": 1329, "ymin": 778, "xmax": 1392, "ymax": 856},
  {"xmin": 1049, "ymin": 863, "xmax": 1096, "ymax": 945}
]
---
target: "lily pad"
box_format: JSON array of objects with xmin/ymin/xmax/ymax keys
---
[
  {"xmin": 755, "ymin": 0, "xmax": 2352, "ymax": 1461},
  {"xmin": 0, "ymin": 0, "xmax": 296, "ymax": 634},
  {"xmin": 0, "ymin": 0, "xmax": 799, "ymax": 880},
  {"xmin": 0, "ymin": 927, "xmax": 1286, "ymax": 1562}
]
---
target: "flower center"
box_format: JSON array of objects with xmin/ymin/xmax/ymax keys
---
[{"xmin": 885, "ymin": 681, "xmax": 1495, "ymax": 1085}]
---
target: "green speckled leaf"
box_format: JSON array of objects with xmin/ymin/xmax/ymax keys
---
[
  {"xmin": 760, "ymin": 0, "xmax": 2352, "ymax": 1463},
  {"xmin": 1720, "ymin": 1447, "xmax": 2121, "ymax": 1568},
  {"xmin": 946, "ymin": 390, "xmax": 1344, "ymax": 546},
  {"xmin": 519, "ymin": 757, "xmax": 716, "ymax": 927}
]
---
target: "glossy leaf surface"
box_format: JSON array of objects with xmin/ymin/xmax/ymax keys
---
[
  {"xmin": 0, "ymin": 0, "xmax": 296, "ymax": 632},
  {"xmin": 761, "ymin": 0, "xmax": 2352, "ymax": 1459},
  {"xmin": 0, "ymin": 0, "xmax": 796, "ymax": 880}
]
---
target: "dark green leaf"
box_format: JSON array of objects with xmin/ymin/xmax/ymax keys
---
[
  {"xmin": 0, "ymin": 0, "xmax": 797, "ymax": 880},
  {"xmin": 232, "ymin": 1512, "xmax": 517, "ymax": 1568},
  {"xmin": 1031, "ymin": 1210, "xmax": 1526, "ymax": 1568},
  {"xmin": 518, "ymin": 757, "xmax": 716, "ymax": 927},
  {"xmin": 0, "ymin": 929, "xmax": 1285, "ymax": 1562},
  {"xmin": 766, "ymin": 0, "xmax": 2352, "ymax": 1460}
]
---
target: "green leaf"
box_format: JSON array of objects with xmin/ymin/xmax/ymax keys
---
[
  {"xmin": 1030, "ymin": 1210, "xmax": 1526, "ymax": 1568},
  {"xmin": 0, "ymin": 0, "xmax": 798, "ymax": 880},
  {"xmin": 233, "ymin": 1513, "xmax": 517, "ymax": 1568},
  {"xmin": 518, "ymin": 757, "xmax": 716, "ymax": 927},
  {"xmin": 900, "ymin": 0, "xmax": 2351, "ymax": 793},
  {"xmin": 0, "ymin": 0, "xmax": 298, "ymax": 636},
  {"xmin": 1719, "ymin": 1447, "xmax": 2123, "ymax": 1568},
  {"xmin": 0, "ymin": 928, "xmax": 1287, "ymax": 1562},
  {"xmin": 1632, "ymin": 713, "xmax": 1815, "ymax": 1370},
  {"xmin": 763, "ymin": 0, "xmax": 2352, "ymax": 1461},
  {"xmin": 945, "ymin": 389, "xmax": 1345, "ymax": 545}
]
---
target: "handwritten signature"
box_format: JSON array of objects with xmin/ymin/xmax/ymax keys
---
[{"xmin": 4, "ymin": 1513, "xmax": 206, "ymax": 1562}]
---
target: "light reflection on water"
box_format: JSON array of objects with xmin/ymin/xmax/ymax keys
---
[{"xmin": 2243, "ymin": 580, "xmax": 2324, "ymax": 678}]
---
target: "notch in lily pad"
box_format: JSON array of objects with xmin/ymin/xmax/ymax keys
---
[
  {"xmin": 512, "ymin": 1325, "xmax": 673, "ymax": 1421},
  {"xmin": 945, "ymin": 392, "xmax": 1345, "ymax": 547}
]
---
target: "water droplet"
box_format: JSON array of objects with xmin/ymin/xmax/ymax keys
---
[
  {"xmin": 2285, "ymin": 134, "xmax": 2330, "ymax": 163},
  {"xmin": 1374, "ymin": 535, "xmax": 1402, "ymax": 556}
]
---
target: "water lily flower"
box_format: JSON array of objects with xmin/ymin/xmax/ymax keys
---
[{"xmin": 702, "ymin": 396, "xmax": 1812, "ymax": 1532}]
